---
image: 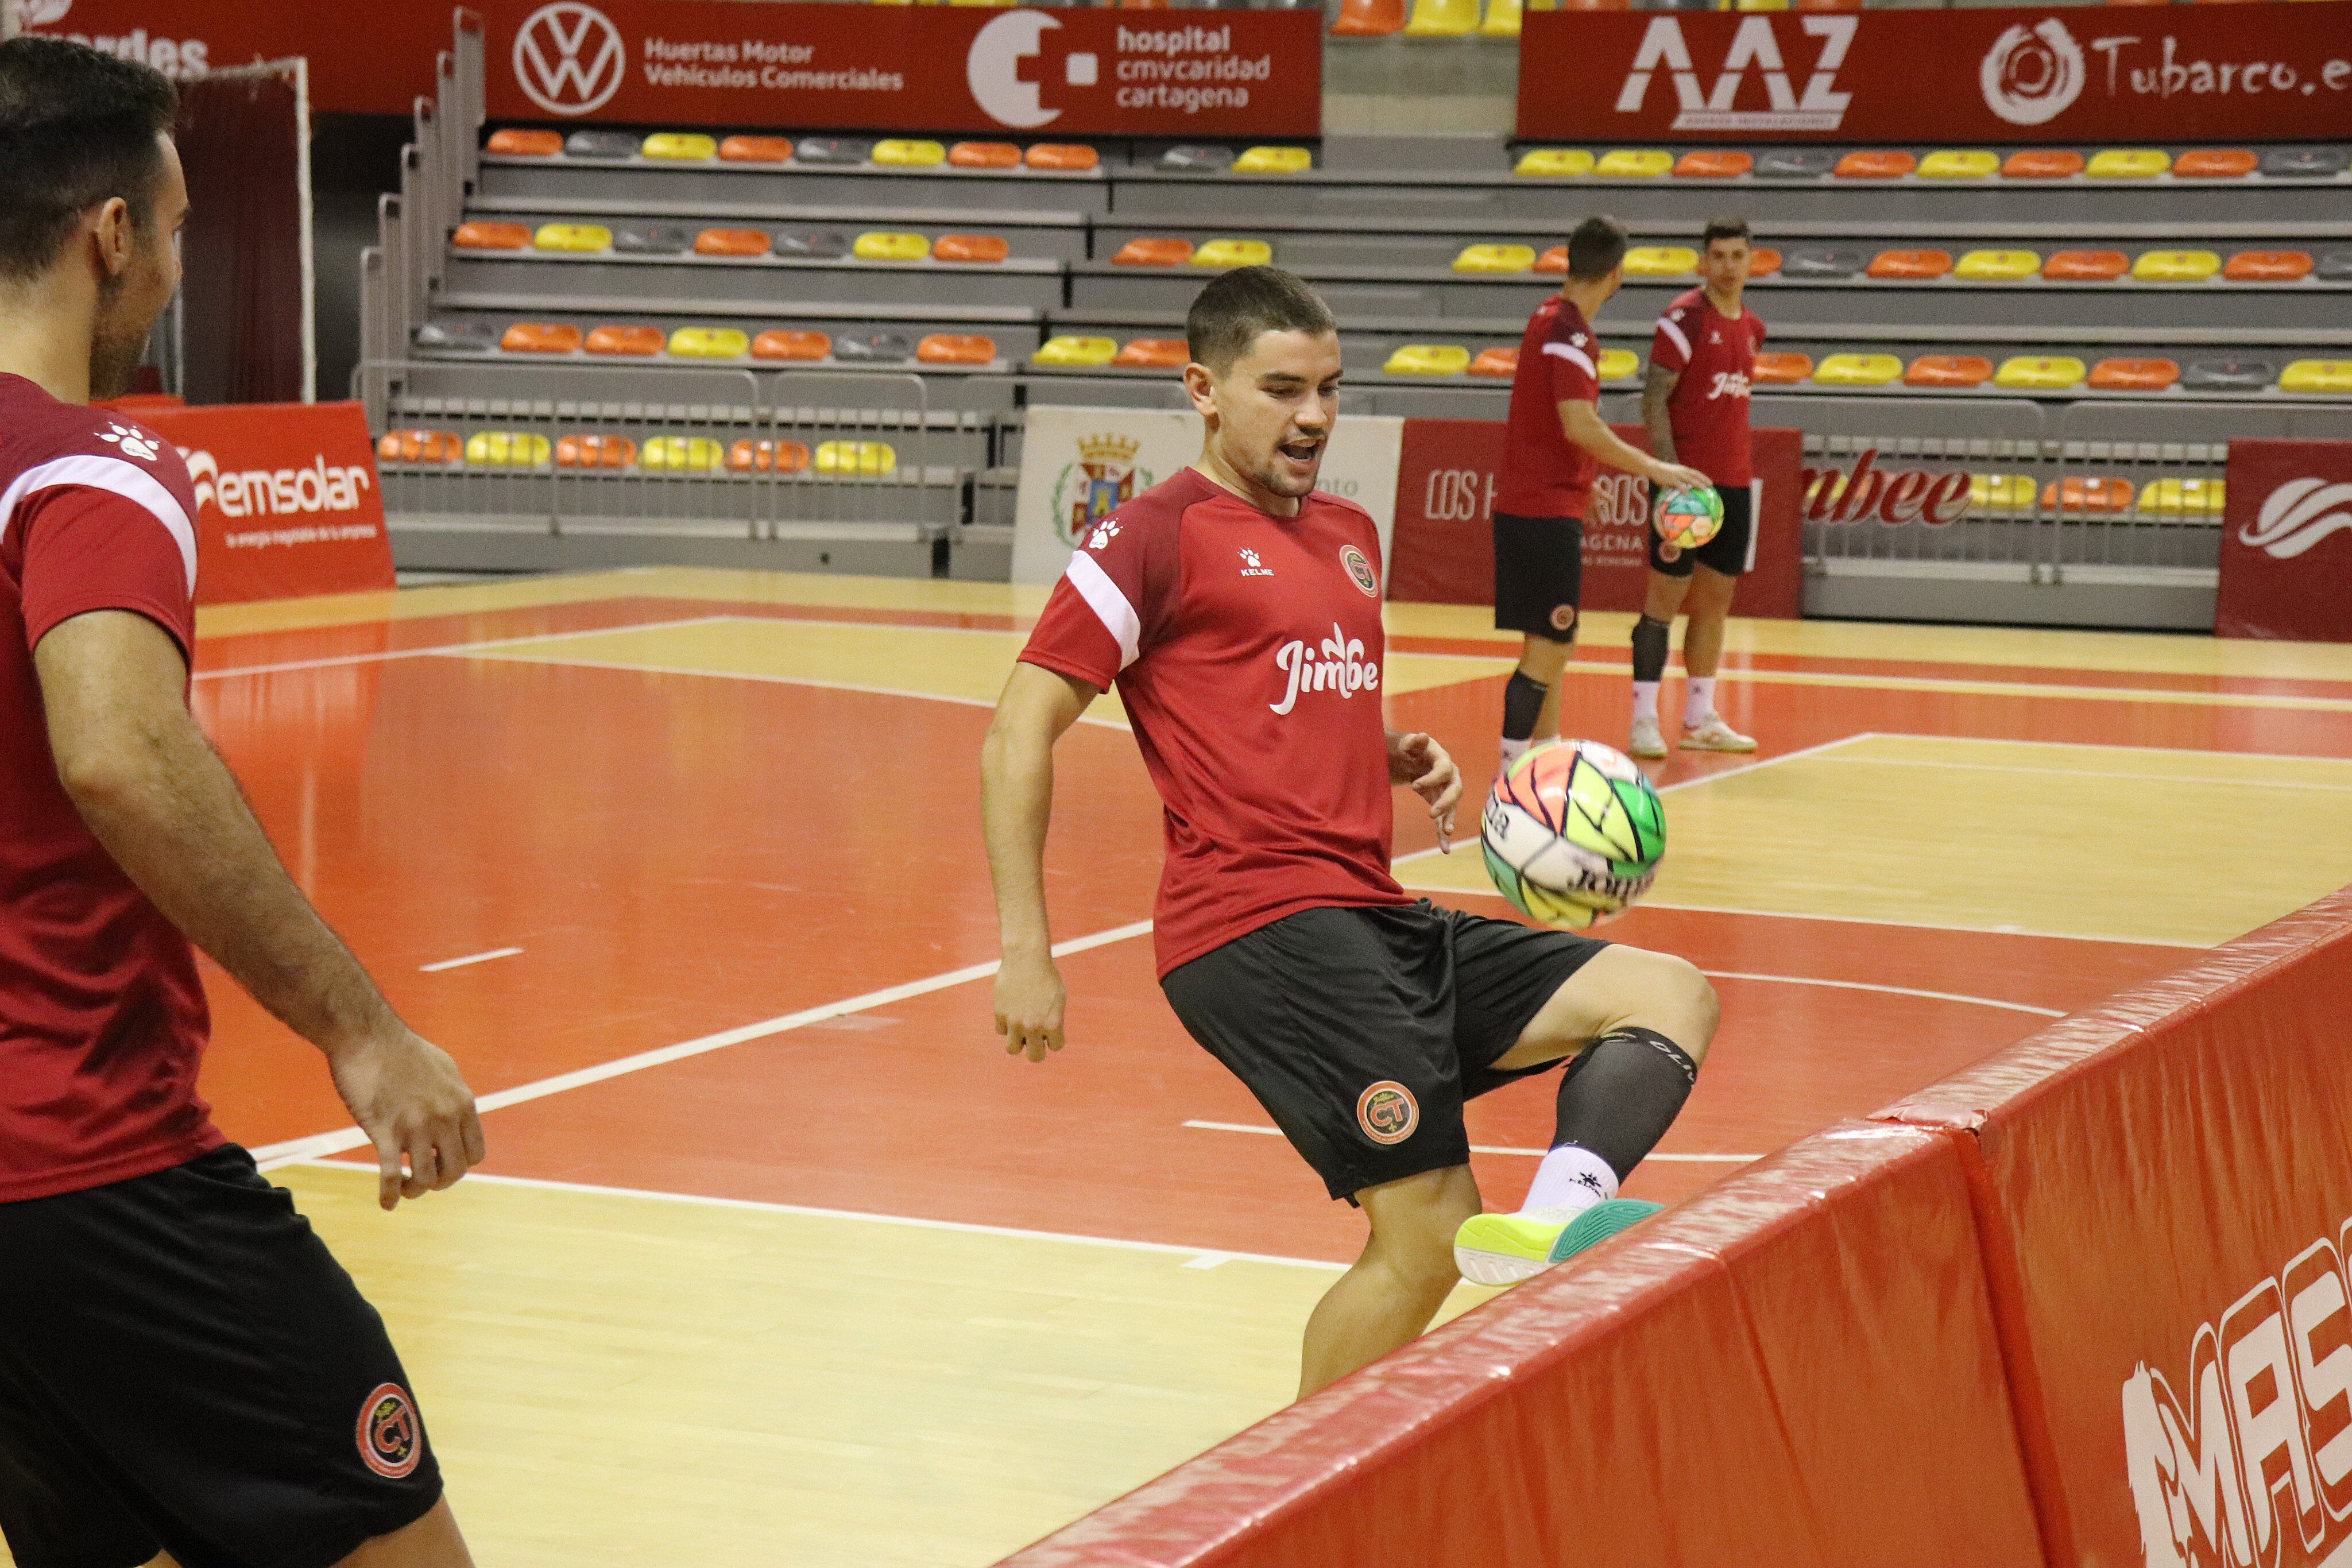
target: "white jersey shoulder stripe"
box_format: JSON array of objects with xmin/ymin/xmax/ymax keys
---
[
  {"xmin": 1541, "ymin": 341, "xmax": 1597, "ymax": 379},
  {"xmin": 1063, "ymin": 548, "xmax": 1142, "ymax": 672},
  {"xmin": 1654, "ymin": 313, "xmax": 1693, "ymax": 363},
  {"xmin": 0, "ymin": 453, "xmax": 198, "ymax": 595}
]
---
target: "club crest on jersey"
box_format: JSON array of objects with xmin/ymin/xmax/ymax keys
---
[
  {"xmin": 1357, "ymin": 1082, "xmax": 1418, "ymax": 1145},
  {"xmin": 1340, "ymin": 545, "xmax": 1379, "ymax": 598},
  {"xmin": 97, "ymin": 422, "xmax": 161, "ymax": 463},
  {"xmin": 355, "ymin": 1383, "xmax": 423, "ymax": 1480},
  {"xmin": 1239, "ymin": 547, "xmax": 1274, "ymax": 578},
  {"xmin": 1270, "ymin": 623, "xmax": 1380, "ymax": 716}
]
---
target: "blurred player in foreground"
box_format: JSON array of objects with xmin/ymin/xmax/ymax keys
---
[
  {"xmin": 0, "ymin": 38, "xmax": 479, "ymax": 1567},
  {"xmin": 982, "ymin": 266, "xmax": 1717, "ymax": 1399}
]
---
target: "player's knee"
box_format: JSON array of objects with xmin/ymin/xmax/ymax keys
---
[{"xmin": 1606, "ymin": 947, "xmax": 1716, "ymax": 1064}]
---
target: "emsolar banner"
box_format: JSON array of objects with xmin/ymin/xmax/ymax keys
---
[
  {"xmin": 2216, "ymin": 440, "xmax": 2352, "ymax": 641},
  {"xmin": 1518, "ymin": 6, "xmax": 2352, "ymax": 143}
]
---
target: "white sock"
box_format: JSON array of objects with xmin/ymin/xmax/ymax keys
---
[
  {"xmin": 1499, "ymin": 735, "xmax": 1531, "ymax": 766},
  {"xmin": 1517, "ymin": 1143, "xmax": 1619, "ymax": 1220},
  {"xmin": 1631, "ymin": 681, "xmax": 1660, "ymax": 724},
  {"xmin": 1684, "ymin": 676, "xmax": 1716, "ymax": 726}
]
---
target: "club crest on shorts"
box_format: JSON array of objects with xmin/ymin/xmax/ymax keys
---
[
  {"xmin": 1339, "ymin": 544, "xmax": 1379, "ymax": 599},
  {"xmin": 356, "ymin": 1382, "xmax": 423, "ymax": 1480},
  {"xmin": 1356, "ymin": 1081, "xmax": 1418, "ymax": 1145},
  {"xmin": 1549, "ymin": 605, "xmax": 1577, "ymax": 632}
]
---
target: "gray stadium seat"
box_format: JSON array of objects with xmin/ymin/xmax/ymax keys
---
[
  {"xmin": 614, "ymin": 226, "xmax": 693, "ymax": 255},
  {"xmin": 834, "ymin": 331, "xmax": 914, "ymax": 363},
  {"xmin": 1782, "ymin": 247, "xmax": 1868, "ymax": 278},
  {"xmin": 2318, "ymin": 249, "xmax": 2352, "ymax": 281},
  {"xmin": 2182, "ymin": 358, "xmax": 2276, "ymax": 392},
  {"xmin": 413, "ymin": 321, "xmax": 496, "ymax": 353},
  {"xmin": 2261, "ymin": 149, "xmax": 2349, "ymax": 179},
  {"xmin": 1160, "ymin": 146, "xmax": 1236, "ymax": 173},
  {"xmin": 563, "ymin": 130, "xmax": 640, "ymax": 160},
  {"xmin": 775, "ymin": 231, "xmax": 851, "ymax": 260},
  {"xmin": 796, "ymin": 137, "xmax": 872, "ymax": 166},
  {"xmin": 1755, "ymin": 149, "xmax": 1836, "ymax": 179}
]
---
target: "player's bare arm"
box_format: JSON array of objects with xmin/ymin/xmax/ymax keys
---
[
  {"xmin": 1558, "ymin": 399, "xmax": 1708, "ymax": 495},
  {"xmin": 35, "ymin": 609, "xmax": 484, "ymax": 1211},
  {"xmin": 982, "ymin": 659, "xmax": 1097, "ymax": 1062},
  {"xmin": 1641, "ymin": 364, "xmax": 1681, "ymax": 466},
  {"xmin": 1386, "ymin": 730, "xmax": 1460, "ymax": 851}
]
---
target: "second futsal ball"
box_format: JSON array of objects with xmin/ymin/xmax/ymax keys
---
[{"xmin": 1656, "ymin": 485, "xmax": 1724, "ymax": 553}]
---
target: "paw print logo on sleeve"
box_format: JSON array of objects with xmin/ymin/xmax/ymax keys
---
[{"xmin": 97, "ymin": 423, "xmax": 163, "ymax": 463}]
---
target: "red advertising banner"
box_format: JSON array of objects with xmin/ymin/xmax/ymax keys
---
[
  {"xmin": 26, "ymin": 0, "xmax": 1322, "ymax": 135},
  {"xmin": 126, "ymin": 402, "xmax": 396, "ymax": 606},
  {"xmin": 1519, "ymin": 6, "xmax": 2352, "ymax": 144},
  {"xmin": 2216, "ymin": 440, "xmax": 2352, "ymax": 641},
  {"xmin": 1388, "ymin": 420, "xmax": 1802, "ymax": 619}
]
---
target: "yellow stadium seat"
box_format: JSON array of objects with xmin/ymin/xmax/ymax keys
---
[
  {"xmin": 464, "ymin": 432, "xmax": 550, "ymax": 467},
  {"xmin": 1596, "ymin": 149, "xmax": 1673, "ymax": 178},
  {"xmin": 1515, "ymin": 148, "xmax": 1594, "ymax": 178},
  {"xmin": 1918, "ymin": 150, "xmax": 1999, "ymax": 180},
  {"xmin": 1453, "ymin": 243, "xmax": 1536, "ymax": 273},
  {"xmin": 640, "ymin": 437, "xmax": 725, "ymax": 473},
  {"xmin": 1597, "ymin": 348, "xmax": 1641, "ymax": 381},
  {"xmin": 667, "ymin": 327, "xmax": 749, "ymax": 359},
  {"xmin": 2132, "ymin": 250, "xmax": 2220, "ymax": 282},
  {"xmin": 1233, "ymin": 146, "xmax": 1312, "ymax": 175},
  {"xmin": 1623, "ymin": 246, "xmax": 1697, "ymax": 277},
  {"xmin": 1970, "ymin": 474, "xmax": 2035, "ymax": 510},
  {"xmin": 532, "ymin": 223, "xmax": 611, "ymax": 253},
  {"xmin": 1384, "ymin": 344, "xmax": 1471, "ymax": 375},
  {"xmin": 1032, "ymin": 336, "xmax": 1119, "ymax": 367},
  {"xmin": 853, "ymin": 232, "xmax": 933, "ymax": 262},
  {"xmin": 1191, "ymin": 238, "xmax": 1274, "ymax": 269},
  {"xmin": 2138, "ymin": 478, "xmax": 2226, "ymax": 516},
  {"xmin": 873, "ymin": 139, "xmax": 947, "ymax": 168},
  {"xmin": 2281, "ymin": 360, "xmax": 2352, "ymax": 394},
  {"xmin": 1813, "ymin": 353, "xmax": 1903, "ymax": 386},
  {"xmin": 1479, "ymin": 0, "xmax": 1522, "ymax": 38},
  {"xmin": 1403, "ymin": 0, "xmax": 1479, "ymax": 37},
  {"xmin": 640, "ymin": 132, "xmax": 716, "ymax": 161},
  {"xmin": 2087, "ymin": 149, "xmax": 2171, "ymax": 179},
  {"xmin": 1994, "ymin": 355, "xmax": 2087, "ymax": 390},
  {"xmin": 1955, "ymin": 249, "xmax": 2041, "ymax": 281},
  {"xmin": 816, "ymin": 441, "xmax": 898, "ymax": 477}
]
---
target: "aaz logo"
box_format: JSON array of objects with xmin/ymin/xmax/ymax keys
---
[
  {"xmin": 513, "ymin": 2, "xmax": 625, "ymax": 117},
  {"xmin": 1614, "ymin": 15, "xmax": 1859, "ymax": 133}
]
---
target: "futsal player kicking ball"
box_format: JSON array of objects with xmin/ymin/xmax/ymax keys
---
[
  {"xmin": 1494, "ymin": 216, "xmax": 1711, "ymax": 770},
  {"xmin": 0, "ymin": 40, "xmax": 481, "ymax": 1567},
  {"xmin": 1630, "ymin": 218, "xmax": 1769, "ymax": 759},
  {"xmin": 983, "ymin": 266, "xmax": 1718, "ymax": 1399}
]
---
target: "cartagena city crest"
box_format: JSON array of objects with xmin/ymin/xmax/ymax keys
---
[{"xmin": 1051, "ymin": 433, "xmax": 1151, "ymax": 548}]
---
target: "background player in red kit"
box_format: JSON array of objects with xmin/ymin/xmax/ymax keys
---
[
  {"xmin": 1491, "ymin": 216, "xmax": 1710, "ymax": 769},
  {"xmin": 1631, "ymin": 218, "xmax": 1770, "ymax": 758},
  {"xmin": 982, "ymin": 267, "xmax": 1719, "ymax": 1399},
  {"xmin": 0, "ymin": 39, "xmax": 480, "ymax": 1567}
]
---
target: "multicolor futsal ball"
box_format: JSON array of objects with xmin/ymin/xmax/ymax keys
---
[
  {"xmin": 1481, "ymin": 740, "xmax": 1666, "ymax": 929},
  {"xmin": 1656, "ymin": 485, "xmax": 1725, "ymax": 553}
]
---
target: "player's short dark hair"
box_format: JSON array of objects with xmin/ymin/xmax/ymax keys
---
[
  {"xmin": 0, "ymin": 37, "xmax": 179, "ymax": 284},
  {"xmin": 1701, "ymin": 216, "xmax": 1753, "ymax": 250},
  {"xmin": 1186, "ymin": 265, "xmax": 1338, "ymax": 374},
  {"xmin": 1565, "ymin": 216, "xmax": 1630, "ymax": 282}
]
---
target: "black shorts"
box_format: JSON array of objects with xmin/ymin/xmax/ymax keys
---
[
  {"xmin": 1649, "ymin": 481, "xmax": 1754, "ymax": 579},
  {"xmin": 0, "ymin": 1146, "xmax": 442, "ymax": 1568},
  {"xmin": 1162, "ymin": 901, "xmax": 1607, "ymax": 1201},
  {"xmin": 1492, "ymin": 511, "xmax": 1583, "ymax": 642}
]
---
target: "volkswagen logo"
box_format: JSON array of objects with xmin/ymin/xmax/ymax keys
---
[{"xmin": 513, "ymin": 2, "xmax": 625, "ymax": 118}]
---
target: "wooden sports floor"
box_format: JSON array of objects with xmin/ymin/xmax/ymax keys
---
[{"xmin": 33, "ymin": 567, "xmax": 2352, "ymax": 1565}]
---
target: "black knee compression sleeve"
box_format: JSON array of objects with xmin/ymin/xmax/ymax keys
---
[
  {"xmin": 1502, "ymin": 671, "xmax": 1549, "ymax": 743},
  {"xmin": 1553, "ymin": 1027, "xmax": 1699, "ymax": 1181},
  {"xmin": 1631, "ymin": 615, "xmax": 1672, "ymax": 685}
]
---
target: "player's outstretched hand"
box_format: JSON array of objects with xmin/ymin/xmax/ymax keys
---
[
  {"xmin": 996, "ymin": 950, "xmax": 1067, "ymax": 1063},
  {"xmin": 328, "ymin": 1029, "xmax": 487, "ymax": 1211},
  {"xmin": 1651, "ymin": 460, "xmax": 1712, "ymax": 497},
  {"xmin": 1390, "ymin": 731, "xmax": 1461, "ymax": 853}
]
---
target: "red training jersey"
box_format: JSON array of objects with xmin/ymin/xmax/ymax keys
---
[
  {"xmin": 1651, "ymin": 289, "xmax": 1767, "ymax": 487},
  {"xmin": 1495, "ymin": 295, "xmax": 1604, "ymax": 520},
  {"xmin": 1018, "ymin": 469, "xmax": 1413, "ymax": 977},
  {"xmin": 0, "ymin": 373, "xmax": 222, "ymax": 1202}
]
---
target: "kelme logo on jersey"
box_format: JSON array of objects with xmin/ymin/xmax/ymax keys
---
[
  {"xmin": 1356, "ymin": 1082, "xmax": 1418, "ymax": 1145},
  {"xmin": 1270, "ymin": 624, "xmax": 1380, "ymax": 716},
  {"xmin": 355, "ymin": 1383, "xmax": 423, "ymax": 1480},
  {"xmin": 1053, "ymin": 433, "xmax": 1151, "ymax": 549},
  {"xmin": 1339, "ymin": 544, "xmax": 1379, "ymax": 598}
]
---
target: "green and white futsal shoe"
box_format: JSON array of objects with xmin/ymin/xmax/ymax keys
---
[{"xmin": 1452, "ymin": 1199, "xmax": 1666, "ymax": 1287}]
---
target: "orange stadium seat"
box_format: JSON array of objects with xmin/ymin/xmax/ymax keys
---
[
  {"xmin": 1026, "ymin": 144, "xmax": 1100, "ymax": 171},
  {"xmin": 718, "ymin": 135, "xmax": 792, "ymax": 162},
  {"xmin": 949, "ymin": 142, "xmax": 1020, "ymax": 169},
  {"xmin": 934, "ymin": 234, "xmax": 1011, "ymax": 264},
  {"xmin": 585, "ymin": 324, "xmax": 664, "ymax": 357},
  {"xmin": 2225, "ymin": 250, "xmax": 2314, "ymax": 281},
  {"xmin": 729, "ymin": 439, "xmax": 812, "ymax": 474},
  {"xmin": 452, "ymin": 221, "xmax": 531, "ymax": 251},
  {"xmin": 752, "ymin": 330, "xmax": 831, "ymax": 361},
  {"xmin": 1835, "ymin": 150, "xmax": 1916, "ymax": 179},
  {"xmin": 1869, "ymin": 249, "xmax": 1952, "ymax": 280},
  {"xmin": 1534, "ymin": 245, "xmax": 1567, "ymax": 274},
  {"xmin": 1113, "ymin": 237, "xmax": 1196, "ymax": 266},
  {"xmin": 2089, "ymin": 357, "xmax": 2180, "ymax": 391},
  {"xmin": 1468, "ymin": 347, "xmax": 1519, "ymax": 377},
  {"xmin": 1114, "ymin": 338, "xmax": 1190, "ymax": 368},
  {"xmin": 1331, "ymin": 0, "xmax": 1406, "ymax": 36},
  {"xmin": 1753, "ymin": 351, "xmax": 1812, "ymax": 384},
  {"xmin": 1747, "ymin": 247, "xmax": 1782, "ymax": 277},
  {"xmin": 2044, "ymin": 249, "xmax": 2129, "ymax": 281},
  {"xmin": 1796, "ymin": 0, "xmax": 1860, "ymax": 10},
  {"xmin": 2002, "ymin": 149, "xmax": 2084, "ymax": 179},
  {"xmin": 486, "ymin": 129, "xmax": 562, "ymax": 157},
  {"xmin": 2175, "ymin": 148, "xmax": 2258, "ymax": 178},
  {"xmin": 376, "ymin": 429, "xmax": 462, "ymax": 464},
  {"xmin": 555, "ymin": 434, "xmax": 637, "ymax": 469},
  {"xmin": 916, "ymin": 334, "xmax": 998, "ymax": 365},
  {"xmin": 500, "ymin": 322, "xmax": 581, "ymax": 354},
  {"xmin": 1904, "ymin": 355, "xmax": 1993, "ymax": 388},
  {"xmin": 2042, "ymin": 477, "xmax": 2136, "ymax": 513},
  {"xmin": 1674, "ymin": 150, "xmax": 1753, "ymax": 178},
  {"xmin": 695, "ymin": 229, "xmax": 771, "ymax": 258}
]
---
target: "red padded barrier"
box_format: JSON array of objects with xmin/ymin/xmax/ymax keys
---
[
  {"xmin": 996, "ymin": 1124, "xmax": 2044, "ymax": 1567},
  {"xmin": 1881, "ymin": 886, "xmax": 2352, "ymax": 1568}
]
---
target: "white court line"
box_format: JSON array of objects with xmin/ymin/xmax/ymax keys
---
[
  {"xmin": 419, "ymin": 947, "xmax": 523, "ymax": 974},
  {"xmin": 1823, "ymin": 753, "xmax": 2352, "ymax": 793},
  {"xmin": 1182, "ymin": 1121, "xmax": 1762, "ymax": 1163},
  {"xmin": 285, "ymin": 1160, "xmax": 1345, "ymax": 1273},
  {"xmin": 1697, "ymin": 970, "xmax": 2064, "ymax": 1017},
  {"xmin": 193, "ymin": 615, "xmax": 739, "ymax": 682}
]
